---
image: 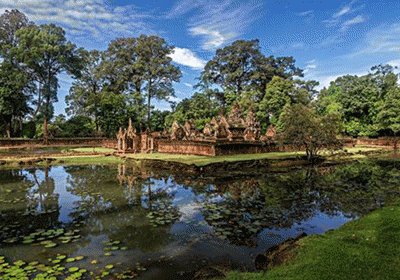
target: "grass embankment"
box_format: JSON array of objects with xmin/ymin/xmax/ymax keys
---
[
  {"xmin": 0, "ymin": 145, "xmax": 389, "ymax": 167},
  {"xmin": 226, "ymin": 202, "xmax": 400, "ymax": 280},
  {"xmin": 124, "ymin": 151, "xmax": 303, "ymax": 166}
]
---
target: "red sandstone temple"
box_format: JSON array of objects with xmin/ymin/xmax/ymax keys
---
[{"xmin": 116, "ymin": 105, "xmax": 278, "ymax": 156}]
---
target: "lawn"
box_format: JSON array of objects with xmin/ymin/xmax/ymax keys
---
[
  {"xmin": 124, "ymin": 151, "xmax": 304, "ymax": 166},
  {"xmin": 226, "ymin": 202, "xmax": 400, "ymax": 280}
]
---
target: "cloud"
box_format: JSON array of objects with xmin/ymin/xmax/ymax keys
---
[
  {"xmin": 0, "ymin": 0, "xmax": 152, "ymax": 44},
  {"xmin": 323, "ymin": 0, "xmax": 365, "ymax": 29},
  {"xmin": 387, "ymin": 59, "xmax": 400, "ymax": 68},
  {"xmin": 341, "ymin": 15, "xmax": 365, "ymax": 31},
  {"xmin": 167, "ymin": 0, "xmax": 263, "ymax": 50},
  {"xmin": 351, "ymin": 23, "xmax": 400, "ymax": 55},
  {"xmin": 304, "ymin": 59, "xmax": 317, "ymax": 75},
  {"xmin": 297, "ymin": 10, "xmax": 314, "ymax": 17},
  {"xmin": 169, "ymin": 47, "xmax": 206, "ymax": 70},
  {"xmin": 184, "ymin": 83, "xmax": 193, "ymax": 88}
]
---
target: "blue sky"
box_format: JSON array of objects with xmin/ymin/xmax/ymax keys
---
[{"xmin": 1, "ymin": 0, "xmax": 400, "ymax": 115}]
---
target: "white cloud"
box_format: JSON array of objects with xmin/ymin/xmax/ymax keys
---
[
  {"xmin": 341, "ymin": 15, "xmax": 365, "ymax": 31},
  {"xmin": 387, "ymin": 59, "xmax": 400, "ymax": 68},
  {"xmin": 189, "ymin": 26, "xmax": 232, "ymax": 50},
  {"xmin": 352, "ymin": 23, "xmax": 400, "ymax": 55},
  {"xmin": 168, "ymin": 0, "xmax": 263, "ymax": 50},
  {"xmin": 184, "ymin": 83, "xmax": 193, "ymax": 88},
  {"xmin": 323, "ymin": 0, "xmax": 365, "ymax": 29},
  {"xmin": 169, "ymin": 47, "xmax": 206, "ymax": 70},
  {"xmin": 304, "ymin": 59, "xmax": 317, "ymax": 75},
  {"xmin": 333, "ymin": 4, "xmax": 352, "ymax": 18},
  {"xmin": 297, "ymin": 10, "xmax": 314, "ymax": 17},
  {"xmin": 0, "ymin": 0, "xmax": 152, "ymax": 43}
]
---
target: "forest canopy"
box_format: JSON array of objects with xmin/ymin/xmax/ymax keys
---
[{"xmin": 0, "ymin": 9, "xmax": 399, "ymax": 139}]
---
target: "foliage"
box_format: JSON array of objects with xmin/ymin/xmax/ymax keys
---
[
  {"xmin": 376, "ymin": 87, "xmax": 400, "ymax": 147},
  {"xmin": 199, "ymin": 39, "xmax": 302, "ymax": 107},
  {"xmin": 0, "ymin": 62, "xmax": 32, "ymax": 137},
  {"xmin": 0, "ymin": 10, "xmax": 33, "ymax": 137},
  {"xmin": 14, "ymin": 23, "xmax": 82, "ymax": 141},
  {"xmin": 149, "ymin": 110, "xmax": 171, "ymax": 132},
  {"xmin": 66, "ymin": 50, "xmax": 103, "ymax": 131},
  {"xmin": 279, "ymin": 104, "xmax": 341, "ymax": 161},
  {"xmin": 167, "ymin": 92, "xmax": 220, "ymax": 130},
  {"xmin": 317, "ymin": 65, "xmax": 399, "ymax": 137}
]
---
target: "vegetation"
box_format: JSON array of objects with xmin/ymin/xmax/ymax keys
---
[
  {"xmin": 279, "ymin": 104, "xmax": 341, "ymax": 161},
  {"xmin": 226, "ymin": 201, "xmax": 400, "ymax": 280},
  {"xmin": 0, "ymin": 9, "xmax": 399, "ymax": 147}
]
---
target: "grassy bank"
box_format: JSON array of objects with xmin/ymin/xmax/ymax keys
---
[
  {"xmin": 0, "ymin": 145, "xmax": 389, "ymax": 168},
  {"xmin": 226, "ymin": 202, "xmax": 400, "ymax": 280}
]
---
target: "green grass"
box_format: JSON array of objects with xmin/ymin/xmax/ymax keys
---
[
  {"xmin": 125, "ymin": 151, "xmax": 304, "ymax": 166},
  {"xmin": 54, "ymin": 155, "xmax": 124, "ymax": 165},
  {"xmin": 68, "ymin": 147, "xmax": 116, "ymax": 153},
  {"xmin": 226, "ymin": 202, "xmax": 400, "ymax": 280}
]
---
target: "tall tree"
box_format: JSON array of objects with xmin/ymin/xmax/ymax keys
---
[
  {"xmin": 135, "ymin": 35, "xmax": 181, "ymax": 127},
  {"xmin": 0, "ymin": 9, "xmax": 32, "ymax": 61},
  {"xmin": 99, "ymin": 37, "xmax": 146, "ymax": 127},
  {"xmin": 0, "ymin": 62, "xmax": 32, "ymax": 137},
  {"xmin": 199, "ymin": 39, "xmax": 302, "ymax": 107},
  {"xmin": 66, "ymin": 50, "xmax": 103, "ymax": 132},
  {"xmin": 15, "ymin": 24, "xmax": 81, "ymax": 143},
  {"xmin": 377, "ymin": 87, "xmax": 400, "ymax": 149},
  {"xmin": 0, "ymin": 10, "xmax": 33, "ymax": 137}
]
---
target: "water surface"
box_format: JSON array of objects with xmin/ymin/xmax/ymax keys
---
[{"xmin": 0, "ymin": 159, "xmax": 399, "ymax": 279}]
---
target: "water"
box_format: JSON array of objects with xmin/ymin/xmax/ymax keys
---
[{"xmin": 0, "ymin": 159, "xmax": 399, "ymax": 279}]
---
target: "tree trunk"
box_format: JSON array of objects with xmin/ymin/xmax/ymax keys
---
[
  {"xmin": 43, "ymin": 115, "xmax": 49, "ymax": 145},
  {"xmin": 394, "ymin": 135, "xmax": 398, "ymax": 151},
  {"xmin": 147, "ymin": 82, "xmax": 151, "ymax": 130}
]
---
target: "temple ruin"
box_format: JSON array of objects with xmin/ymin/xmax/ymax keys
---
[{"xmin": 116, "ymin": 105, "xmax": 280, "ymax": 156}]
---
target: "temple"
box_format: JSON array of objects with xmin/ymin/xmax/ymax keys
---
[{"xmin": 117, "ymin": 105, "xmax": 281, "ymax": 156}]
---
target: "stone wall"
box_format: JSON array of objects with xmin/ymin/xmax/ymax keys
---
[
  {"xmin": 0, "ymin": 138, "xmax": 115, "ymax": 148},
  {"xmin": 157, "ymin": 139, "xmax": 299, "ymax": 156},
  {"xmin": 157, "ymin": 140, "xmax": 216, "ymax": 156}
]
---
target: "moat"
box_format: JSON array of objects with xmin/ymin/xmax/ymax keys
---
[{"xmin": 0, "ymin": 159, "xmax": 399, "ymax": 279}]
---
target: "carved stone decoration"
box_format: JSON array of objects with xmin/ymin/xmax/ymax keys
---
[
  {"xmin": 203, "ymin": 123, "xmax": 213, "ymax": 137},
  {"xmin": 265, "ymin": 125, "xmax": 276, "ymax": 139},
  {"xmin": 260, "ymin": 125, "xmax": 276, "ymax": 142},
  {"xmin": 244, "ymin": 111, "xmax": 261, "ymax": 141},
  {"xmin": 227, "ymin": 103, "xmax": 246, "ymax": 127},
  {"xmin": 171, "ymin": 121, "xmax": 186, "ymax": 141}
]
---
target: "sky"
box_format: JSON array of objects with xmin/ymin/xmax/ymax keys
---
[{"xmin": 1, "ymin": 0, "xmax": 400, "ymax": 115}]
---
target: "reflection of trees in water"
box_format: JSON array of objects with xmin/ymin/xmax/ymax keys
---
[
  {"xmin": 62, "ymin": 164, "xmax": 175, "ymax": 251},
  {"xmin": 201, "ymin": 161, "xmax": 400, "ymax": 247},
  {"xmin": 0, "ymin": 167, "xmax": 61, "ymax": 241}
]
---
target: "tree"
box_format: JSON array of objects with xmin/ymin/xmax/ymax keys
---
[
  {"xmin": 377, "ymin": 87, "xmax": 400, "ymax": 149},
  {"xmin": 99, "ymin": 37, "xmax": 146, "ymax": 127},
  {"xmin": 199, "ymin": 39, "xmax": 302, "ymax": 107},
  {"xmin": 135, "ymin": 35, "xmax": 181, "ymax": 127},
  {"xmin": 66, "ymin": 50, "xmax": 103, "ymax": 132},
  {"xmin": 15, "ymin": 24, "xmax": 81, "ymax": 143},
  {"xmin": 0, "ymin": 9, "xmax": 32, "ymax": 61},
  {"xmin": 317, "ymin": 74, "xmax": 380, "ymax": 137},
  {"xmin": 279, "ymin": 104, "xmax": 341, "ymax": 161},
  {"xmin": 167, "ymin": 92, "xmax": 220, "ymax": 130},
  {"xmin": 0, "ymin": 10, "xmax": 33, "ymax": 137},
  {"xmin": 97, "ymin": 92, "xmax": 128, "ymax": 137},
  {"xmin": 149, "ymin": 110, "xmax": 171, "ymax": 132},
  {"xmin": 0, "ymin": 62, "xmax": 32, "ymax": 137},
  {"xmin": 258, "ymin": 76, "xmax": 293, "ymax": 126}
]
